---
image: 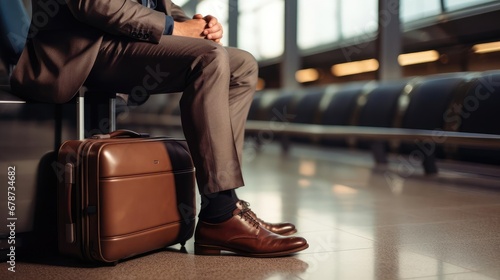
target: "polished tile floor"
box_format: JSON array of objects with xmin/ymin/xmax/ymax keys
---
[{"xmin": 2, "ymin": 142, "xmax": 500, "ymax": 280}]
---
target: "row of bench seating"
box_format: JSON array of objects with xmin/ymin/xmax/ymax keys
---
[
  {"xmin": 117, "ymin": 70, "xmax": 500, "ymax": 174},
  {"xmin": 244, "ymin": 71, "xmax": 500, "ymax": 173}
]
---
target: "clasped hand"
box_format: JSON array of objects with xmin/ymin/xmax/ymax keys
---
[{"xmin": 172, "ymin": 14, "xmax": 223, "ymax": 44}]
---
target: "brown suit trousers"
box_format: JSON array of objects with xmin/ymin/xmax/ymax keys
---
[{"xmin": 86, "ymin": 35, "xmax": 258, "ymax": 194}]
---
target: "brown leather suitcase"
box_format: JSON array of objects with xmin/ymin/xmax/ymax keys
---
[{"xmin": 56, "ymin": 129, "xmax": 196, "ymax": 264}]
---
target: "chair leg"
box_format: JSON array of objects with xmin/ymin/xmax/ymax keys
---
[
  {"xmin": 422, "ymin": 154, "xmax": 438, "ymax": 175},
  {"xmin": 371, "ymin": 141, "xmax": 389, "ymax": 164},
  {"xmin": 281, "ymin": 135, "xmax": 291, "ymax": 154}
]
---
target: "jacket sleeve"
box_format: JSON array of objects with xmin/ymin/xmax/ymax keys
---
[
  {"xmin": 170, "ymin": 2, "xmax": 191, "ymax": 22},
  {"xmin": 66, "ymin": 0, "xmax": 167, "ymax": 43}
]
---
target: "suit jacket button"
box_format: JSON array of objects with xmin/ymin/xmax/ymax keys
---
[
  {"xmin": 138, "ymin": 32, "xmax": 143, "ymax": 38},
  {"xmin": 143, "ymin": 33, "xmax": 150, "ymax": 39},
  {"xmin": 131, "ymin": 31, "xmax": 138, "ymax": 37}
]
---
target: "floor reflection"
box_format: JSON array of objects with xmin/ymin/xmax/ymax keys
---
[{"xmin": 1, "ymin": 138, "xmax": 500, "ymax": 279}]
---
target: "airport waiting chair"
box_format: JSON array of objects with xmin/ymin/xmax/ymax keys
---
[
  {"xmin": 321, "ymin": 83, "xmax": 367, "ymax": 126},
  {"xmin": 355, "ymin": 80, "xmax": 409, "ymax": 162},
  {"xmin": 291, "ymin": 87, "xmax": 327, "ymax": 125},
  {"xmin": 263, "ymin": 90, "xmax": 300, "ymax": 122},
  {"xmin": 397, "ymin": 74, "xmax": 470, "ymax": 173},
  {"xmin": 357, "ymin": 80, "xmax": 409, "ymax": 128},
  {"xmin": 247, "ymin": 93, "xmax": 264, "ymax": 121},
  {"xmin": 287, "ymin": 87, "xmax": 327, "ymax": 143},
  {"xmin": 400, "ymin": 76, "xmax": 467, "ymax": 130},
  {"xmin": 245, "ymin": 90, "xmax": 300, "ymax": 151},
  {"xmin": 319, "ymin": 82, "xmax": 367, "ymax": 147},
  {"xmin": 245, "ymin": 89, "xmax": 283, "ymax": 122},
  {"xmin": 457, "ymin": 71, "xmax": 500, "ymax": 165}
]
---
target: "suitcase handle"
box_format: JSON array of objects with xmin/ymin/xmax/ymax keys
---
[
  {"xmin": 64, "ymin": 163, "xmax": 75, "ymax": 243},
  {"xmin": 92, "ymin": 129, "xmax": 150, "ymax": 139}
]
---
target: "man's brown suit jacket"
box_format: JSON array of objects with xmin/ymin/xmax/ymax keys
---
[{"xmin": 11, "ymin": 0, "xmax": 189, "ymax": 103}]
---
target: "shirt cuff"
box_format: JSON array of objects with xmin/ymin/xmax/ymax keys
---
[{"xmin": 163, "ymin": 15, "xmax": 174, "ymax": 35}]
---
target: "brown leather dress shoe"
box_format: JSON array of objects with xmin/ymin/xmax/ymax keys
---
[
  {"xmin": 238, "ymin": 200, "xmax": 297, "ymax": 236},
  {"xmin": 195, "ymin": 206, "xmax": 308, "ymax": 257}
]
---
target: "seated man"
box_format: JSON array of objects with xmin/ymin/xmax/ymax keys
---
[{"xmin": 11, "ymin": 0, "xmax": 308, "ymax": 257}]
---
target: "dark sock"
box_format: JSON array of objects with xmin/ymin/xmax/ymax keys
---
[{"xmin": 198, "ymin": 189, "xmax": 239, "ymax": 223}]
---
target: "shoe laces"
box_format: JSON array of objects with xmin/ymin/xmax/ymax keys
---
[{"xmin": 237, "ymin": 208, "xmax": 260, "ymax": 229}]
